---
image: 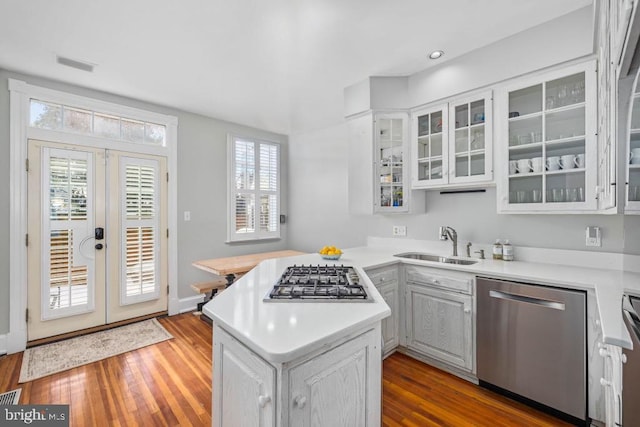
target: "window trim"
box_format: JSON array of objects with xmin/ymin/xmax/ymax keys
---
[{"xmin": 227, "ymin": 134, "xmax": 281, "ymax": 243}]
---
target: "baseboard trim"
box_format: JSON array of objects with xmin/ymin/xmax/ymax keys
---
[
  {"xmin": 0, "ymin": 334, "xmax": 7, "ymax": 356},
  {"xmin": 179, "ymin": 295, "xmax": 204, "ymax": 314}
]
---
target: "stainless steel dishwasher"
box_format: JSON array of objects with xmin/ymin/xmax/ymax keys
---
[
  {"xmin": 477, "ymin": 277, "xmax": 586, "ymax": 424},
  {"xmin": 623, "ymin": 294, "xmax": 640, "ymax": 427}
]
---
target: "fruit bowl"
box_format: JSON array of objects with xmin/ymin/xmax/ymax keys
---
[{"xmin": 318, "ymin": 245, "xmax": 342, "ymax": 261}]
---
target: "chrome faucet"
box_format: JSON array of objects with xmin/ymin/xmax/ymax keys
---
[{"xmin": 439, "ymin": 226, "xmax": 458, "ymax": 257}]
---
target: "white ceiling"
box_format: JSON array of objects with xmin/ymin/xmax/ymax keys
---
[{"xmin": 0, "ymin": 0, "xmax": 592, "ymax": 135}]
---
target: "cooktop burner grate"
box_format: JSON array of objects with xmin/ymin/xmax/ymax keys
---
[{"xmin": 265, "ymin": 264, "xmax": 369, "ymax": 301}]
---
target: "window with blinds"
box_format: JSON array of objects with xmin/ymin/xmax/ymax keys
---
[
  {"xmin": 229, "ymin": 136, "xmax": 280, "ymax": 241},
  {"xmin": 120, "ymin": 159, "xmax": 160, "ymax": 305}
]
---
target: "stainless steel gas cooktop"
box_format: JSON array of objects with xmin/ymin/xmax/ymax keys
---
[{"xmin": 264, "ymin": 264, "xmax": 371, "ymax": 302}]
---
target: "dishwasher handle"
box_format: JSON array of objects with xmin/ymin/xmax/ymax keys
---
[{"xmin": 489, "ymin": 290, "xmax": 566, "ymax": 311}]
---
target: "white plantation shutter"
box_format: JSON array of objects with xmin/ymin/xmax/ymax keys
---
[
  {"xmin": 41, "ymin": 148, "xmax": 95, "ymax": 320},
  {"xmin": 120, "ymin": 157, "xmax": 161, "ymax": 305},
  {"xmin": 229, "ymin": 136, "xmax": 280, "ymax": 241}
]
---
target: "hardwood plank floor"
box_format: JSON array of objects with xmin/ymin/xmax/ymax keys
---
[{"xmin": 0, "ymin": 314, "xmax": 571, "ymax": 426}]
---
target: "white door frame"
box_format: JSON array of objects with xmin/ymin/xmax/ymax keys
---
[{"xmin": 8, "ymin": 79, "xmax": 179, "ymax": 353}]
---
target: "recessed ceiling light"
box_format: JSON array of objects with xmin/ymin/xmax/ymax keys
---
[{"xmin": 428, "ymin": 50, "xmax": 444, "ymax": 60}]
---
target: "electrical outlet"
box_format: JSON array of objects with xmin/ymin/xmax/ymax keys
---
[
  {"xmin": 184, "ymin": 211, "xmax": 191, "ymax": 221},
  {"xmin": 392, "ymin": 226, "xmax": 407, "ymax": 236},
  {"xmin": 585, "ymin": 226, "xmax": 601, "ymax": 247}
]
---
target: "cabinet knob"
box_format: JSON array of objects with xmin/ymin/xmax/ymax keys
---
[
  {"xmin": 258, "ymin": 395, "xmax": 271, "ymax": 408},
  {"xmin": 622, "ymin": 354, "xmax": 627, "ymax": 364},
  {"xmin": 600, "ymin": 378, "xmax": 611, "ymax": 387},
  {"xmin": 294, "ymin": 395, "xmax": 307, "ymax": 408},
  {"xmin": 599, "ymin": 347, "xmax": 609, "ymax": 358},
  {"xmin": 464, "ymin": 307, "xmax": 471, "ymax": 314},
  {"xmin": 595, "ymin": 319, "xmax": 601, "ymax": 327}
]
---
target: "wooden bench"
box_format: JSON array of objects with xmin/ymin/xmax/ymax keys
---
[{"xmin": 191, "ymin": 278, "xmax": 228, "ymax": 302}]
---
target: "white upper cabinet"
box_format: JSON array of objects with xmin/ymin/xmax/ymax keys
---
[
  {"xmin": 412, "ymin": 104, "xmax": 448, "ymax": 188},
  {"xmin": 497, "ymin": 61, "xmax": 598, "ymax": 213},
  {"xmin": 626, "ymin": 84, "xmax": 640, "ymax": 212},
  {"xmin": 449, "ymin": 92, "xmax": 493, "ymax": 185},
  {"xmin": 411, "ymin": 91, "xmax": 493, "ymax": 189},
  {"xmin": 375, "ymin": 113, "xmax": 410, "ymax": 213}
]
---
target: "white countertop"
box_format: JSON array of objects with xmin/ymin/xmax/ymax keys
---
[
  {"xmin": 204, "ymin": 242, "xmax": 640, "ymax": 360},
  {"xmin": 203, "ymin": 254, "xmax": 391, "ymax": 363}
]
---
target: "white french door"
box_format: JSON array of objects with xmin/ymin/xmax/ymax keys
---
[{"xmin": 27, "ymin": 140, "xmax": 167, "ymax": 341}]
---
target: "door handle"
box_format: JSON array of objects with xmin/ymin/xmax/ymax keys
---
[{"xmin": 489, "ymin": 290, "xmax": 565, "ymax": 311}]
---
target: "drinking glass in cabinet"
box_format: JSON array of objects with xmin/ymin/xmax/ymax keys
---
[
  {"xmin": 508, "ymin": 175, "xmax": 542, "ymax": 203},
  {"xmin": 630, "ymin": 186, "xmax": 640, "ymax": 202},
  {"xmin": 546, "ymin": 72, "xmax": 585, "ymax": 109}
]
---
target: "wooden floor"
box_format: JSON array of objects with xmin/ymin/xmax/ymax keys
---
[{"xmin": 0, "ymin": 313, "xmax": 571, "ymax": 426}]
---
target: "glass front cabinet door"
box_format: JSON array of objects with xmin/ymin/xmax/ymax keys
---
[
  {"xmin": 411, "ymin": 91, "xmax": 493, "ymax": 189},
  {"xmin": 375, "ymin": 112, "xmax": 409, "ymax": 213},
  {"xmin": 411, "ymin": 104, "xmax": 448, "ymax": 188},
  {"xmin": 627, "ymin": 81, "xmax": 640, "ymax": 212},
  {"xmin": 449, "ymin": 91, "xmax": 493, "ymax": 185},
  {"xmin": 498, "ymin": 62, "xmax": 597, "ymax": 212}
]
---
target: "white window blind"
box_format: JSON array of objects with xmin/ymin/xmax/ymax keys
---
[
  {"xmin": 228, "ymin": 136, "xmax": 280, "ymax": 241},
  {"xmin": 120, "ymin": 157, "xmax": 161, "ymax": 305}
]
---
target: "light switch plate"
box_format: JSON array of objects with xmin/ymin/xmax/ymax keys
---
[
  {"xmin": 392, "ymin": 225, "xmax": 407, "ymax": 236},
  {"xmin": 586, "ymin": 226, "xmax": 601, "ymax": 247}
]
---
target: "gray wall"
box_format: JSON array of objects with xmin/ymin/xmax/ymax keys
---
[{"xmin": 0, "ymin": 69, "xmax": 289, "ymax": 335}]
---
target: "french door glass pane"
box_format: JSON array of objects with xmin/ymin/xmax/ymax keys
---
[
  {"xmin": 126, "ymin": 165, "xmax": 156, "ymax": 220},
  {"xmin": 49, "ymin": 157, "xmax": 88, "ymax": 220},
  {"xmin": 49, "ymin": 229, "xmax": 88, "ymax": 310},
  {"xmin": 125, "ymin": 227, "xmax": 156, "ymax": 297}
]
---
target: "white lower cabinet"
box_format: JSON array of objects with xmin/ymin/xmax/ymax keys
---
[
  {"xmin": 288, "ymin": 331, "xmax": 378, "ymax": 426},
  {"xmin": 404, "ymin": 266, "xmax": 475, "ymax": 373},
  {"xmin": 365, "ymin": 265, "xmax": 400, "ymax": 356},
  {"xmin": 599, "ymin": 342, "xmax": 624, "ymax": 427},
  {"xmin": 214, "ymin": 327, "xmax": 276, "ymax": 427},
  {"xmin": 213, "ymin": 323, "xmax": 382, "ymax": 427}
]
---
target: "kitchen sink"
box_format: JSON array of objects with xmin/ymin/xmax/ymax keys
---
[{"xmin": 394, "ymin": 252, "xmax": 478, "ymax": 265}]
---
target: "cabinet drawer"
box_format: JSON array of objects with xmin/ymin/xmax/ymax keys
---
[
  {"xmin": 405, "ymin": 265, "xmax": 474, "ymax": 294},
  {"xmin": 366, "ymin": 266, "xmax": 398, "ymax": 287}
]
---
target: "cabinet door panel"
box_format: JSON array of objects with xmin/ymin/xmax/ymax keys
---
[
  {"xmin": 289, "ymin": 331, "xmax": 376, "ymax": 427},
  {"xmin": 378, "ymin": 281, "xmax": 399, "ymax": 354},
  {"xmin": 214, "ymin": 328, "xmax": 275, "ymax": 427},
  {"xmin": 406, "ymin": 284, "xmax": 472, "ymax": 370}
]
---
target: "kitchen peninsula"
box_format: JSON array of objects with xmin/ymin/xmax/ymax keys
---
[{"xmin": 203, "ymin": 252, "xmax": 390, "ymax": 427}]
